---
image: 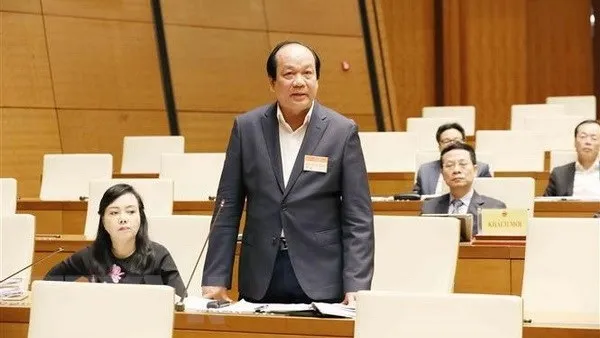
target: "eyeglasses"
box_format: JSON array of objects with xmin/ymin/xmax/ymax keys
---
[
  {"xmin": 439, "ymin": 138, "xmax": 464, "ymax": 146},
  {"xmin": 442, "ymin": 161, "xmax": 472, "ymax": 170}
]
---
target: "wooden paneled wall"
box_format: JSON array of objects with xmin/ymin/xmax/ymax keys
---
[
  {"xmin": 0, "ymin": 0, "xmax": 377, "ymax": 197},
  {"xmin": 379, "ymin": 0, "xmax": 595, "ymax": 131}
]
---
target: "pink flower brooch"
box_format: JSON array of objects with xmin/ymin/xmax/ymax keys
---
[{"xmin": 108, "ymin": 264, "xmax": 125, "ymax": 283}]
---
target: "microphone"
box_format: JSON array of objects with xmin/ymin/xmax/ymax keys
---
[
  {"xmin": 175, "ymin": 198, "xmax": 226, "ymax": 311},
  {"xmin": 0, "ymin": 247, "xmax": 64, "ymax": 284}
]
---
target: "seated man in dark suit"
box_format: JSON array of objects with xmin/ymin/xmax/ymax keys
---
[
  {"xmin": 421, "ymin": 142, "xmax": 506, "ymax": 234},
  {"xmin": 413, "ymin": 123, "xmax": 492, "ymax": 195},
  {"xmin": 544, "ymin": 119, "xmax": 600, "ymax": 197}
]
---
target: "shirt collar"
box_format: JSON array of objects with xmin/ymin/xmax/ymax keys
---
[
  {"xmin": 276, "ymin": 101, "xmax": 314, "ymax": 133},
  {"xmin": 575, "ymin": 156, "xmax": 600, "ymax": 173},
  {"xmin": 449, "ymin": 188, "xmax": 475, "ymax": 206}
]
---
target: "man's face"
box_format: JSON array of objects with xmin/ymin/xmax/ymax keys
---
[
  {"xmin": 441, "ymin": 149, "xmax": 478, "ymax": 190},
  {"xmin": 438, "ymin": 128, "xmax": 464, "ymax": 151},
  {"xmin": 574, "ymin": 122, "xmax": 600, "ymax": 162},
  {"xmin": 269, "ymin": 44, "xmax": 319, "ymax": 116}
]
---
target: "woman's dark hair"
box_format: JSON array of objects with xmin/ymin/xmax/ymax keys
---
[
  {"xmin": 90, "ymin": 183, "xmax": 152, "ymax": 278},
  {"xmin": 266, "ymin": 40, "xmax": 321, "ymax": 81}
]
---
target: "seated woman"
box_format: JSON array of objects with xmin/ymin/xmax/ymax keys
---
[{"xmin": 45, "ymin": 183, "xmax": 186, "ymax": 298}]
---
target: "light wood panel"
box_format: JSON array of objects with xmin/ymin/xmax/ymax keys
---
[
  {"xmin": 526, "ymin": 0, "xmax": 594, "ymax": 102},
  {"xmin": 41, "ymin": 0, "xmax": 152, "ymax": 22},
  {"xmin": 511, "ymin": 259, "xmax": 524, "ymax": 296},
  {"xmin": 161, "ymin": 0, "xmax": 266, "ymax": 30},
  {"xmin": 0, "ymin": 12, "xmax": 54, "ymax": 107},
  {"xmin": 263, "ymin": 0, "xmax": 362, "ymax": 37},
  {"xmin": 379, "ymin": 0, "xmax": 436, "ymax": 130},
  {"xmin": 454, "ymin": 258, "xmax": 512, "ymax": 294},
  {"xmin": 44, "ymin": 16, "xmax": 164, "ymax": 110},
  {"xmin": 165, "ymin": 26, "xmax": 271, "ymax": 112},
  {"xmin": 0, "ymin": 108, "xmax": 62, "ymax": 197},
  {"xmin": 460, "ymin": 0, "xmax": 528, "ymax": 130},
  {"xmin": 269, "ymin": 33, "xmax": 374, "ymax": 117},
  {"xmin": 57, "ymin": 109, "xmax": 170, "ymax": 170},
  {"xmin": 178, "ymin": 112, "xmax": 237, "ymax": 152},
  {"xmin": 0, "ymin": 0, "xmax": 40, "ymax": 13}
]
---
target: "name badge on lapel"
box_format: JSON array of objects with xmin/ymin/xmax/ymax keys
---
[{"xmin": 304, "ymin": 155, "xmax": 328, "ymax": 173}]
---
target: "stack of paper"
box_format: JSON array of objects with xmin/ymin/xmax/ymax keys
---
[
  {"xmin": 0, "ymin": 278, "xmax": 26, "ymax": 300},
  {"xmin": 312, "ymin": 302, "xmax": 356, "ymax": 318}
]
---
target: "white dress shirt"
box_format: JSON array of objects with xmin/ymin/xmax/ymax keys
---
[
  {"xmin": 573, "ymin": 158, "xmax": 600, "ymax": 197},
  {"xmin": 277, "ymin": 101, "xmax": 314, "ymax": 237}
]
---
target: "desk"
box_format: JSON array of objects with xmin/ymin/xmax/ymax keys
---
[
  {"xmin": 18, "ymin": 199, "xmax": 598, "ymax": 235},
  {"xmin": 32, "ymin": 236, "xmax": 526, "ymax": 300},
  {"xmin": 1, "ymin": 303, "xmax": 598, "ymax": 338}
]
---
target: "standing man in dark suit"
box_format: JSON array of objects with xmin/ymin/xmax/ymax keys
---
[
  {"xmin": 544, "ymin": 119, "xmax": 600, "ymax": 197},
  {"xmin": 421, "ymin": 142, "xmax": 505, "ymax": 234},
  {"xmin": 201, "ymin": 41, "xmax": 374, "ymax": 305},
  {"xmin": 413, "ymin": 123, "xmax": 492, "ymax": 195}
]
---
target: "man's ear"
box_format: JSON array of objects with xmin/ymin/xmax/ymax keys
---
[{"xmin": 268, "ymin": 79, "xmax": 276, "ymax": 92}]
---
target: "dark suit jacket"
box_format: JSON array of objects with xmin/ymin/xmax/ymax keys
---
[
  {"xmin": 202, "ymin": 101, "xmax": 375, "ymax": 301},
  {"xmin": 420, "ymin": 191, "xmax": 506, "ymax": 234},
  {"xmin": 544, "ymin": 162, "xmax": 576, "ymax": 196},
  {"xmin": 413, "ymin": 160, "xmax": 492, "ymax": 195}
]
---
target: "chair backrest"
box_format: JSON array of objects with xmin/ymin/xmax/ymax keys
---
[
  {"xmin": 372, "ymin": 215, "xmax": 459, "ymax": 292},
  {"xmin": 546, "ymin": 95, "xmax": 596, "ymax": 120},
  {"xmin": 549, "ymin": 150, "xmax": 577, "ymax": 170},
  {"xmin": 522, "ymin": 218, "xmax": 599, "ymax": 325},
  {"xmin": 121, "ymin": 136, "xmax": 184, "ymax": 173},
  {"xmin": 355, "ymin": 291, "xmax": 523, "ymax": 338},
  {"xmin": 84, "ymin": 179, "xmax": 174, "ymax": 238},
  {"xmin": 359, "ymin": 132, "xmax": 419, "ymax": 172},
  {"xmin": 0, "ymin": 214, "xmax": 35, "ymax": 291},
  {"xmin": 0, "ymin": 178, "xmax": 17, "ymax": 215},
  {"xmin": 422, "ymin": 106, "xmax": 476, "ymax": 136},
  {"xmin": 147, "ymin": 215, "xmax": 211, "ymax": 297},
  {"xmin": 39, "ymin": 154, "xmax": 113, "ymax": 201},
  {"xmin": 407, "ymin": 117, "xmax": 458, "ymax": 151},
  {"xmin": 510, "ymin": 104, "xmax": 565, "ymax": 130},
  {"xmin": 523, "ymin": 115, "xmax": 584, "ymax": 151},
  {"xmin": 473, "ymin": 177, "xmax": 535, "ymax": 216},
  {"xmin": 475, "ymin": 130, "xmax": 545, "ymax": 171},
  {"xmin": 159, "ymin": 153, "xmax": 225, "ymax": 201},
  {"xmin": 28, "ymin": 281, "xmax": 175, "ymax": 338}
]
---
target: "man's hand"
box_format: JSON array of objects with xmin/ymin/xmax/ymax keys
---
[
  {"xmin": 342, "ymin": 292, "xmax": 357, "ymax": 307},
  {"xmin": 202, "ymin": 286, "xmax": 232, "ymax": 301}
]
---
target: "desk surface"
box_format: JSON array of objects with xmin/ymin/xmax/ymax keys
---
[
  {"xmin": 17, "ymin": 198, "xmax": 599, "ymax": 216},
  {"xmin": 1, "ymin": 303, "xmax": 598, "ymax": 338}
]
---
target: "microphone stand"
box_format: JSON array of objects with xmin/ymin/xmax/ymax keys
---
[
  {"xmin": 0, "ymin": 247, "xmax": 64, "ymax": 284},
  {"xmin": 175, "ymin": 199, "xmax": 225, "ymax": 311}
]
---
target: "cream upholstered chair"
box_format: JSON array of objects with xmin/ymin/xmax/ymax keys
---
[
  {"xmin": 510, "ymin": 104, "xmax": 565, "ymax": 130},
  {"xmin": 39, "ymin": 154, "xmax": 113, "ymax": 200},
  {"xmin": 84, "ymin": 179, "xmax": 174, "ymax": 238},
  {"xmin": 355, "ymin": 291, "xmax": 523, "ymax": 338},
  {"xmin": 422, "ymin": 105, "xmax": 475, "ymax": 136},
  {"xmin": 523, "ymin": 115, "xmax": 584, "ymax": 151},
  {"xmin": 371, "ymin": 215, "xmax": 460, "ymax": 292},
  {"xmin": 0, "ymin": 178, "xmax": 17, "ymax": 215},
  {"xmin": 473, "ymin": 177, "xmax": 535, "ymax": 216},
  {"xmin": 121, "ymin": 136, "xmax": 184, "ymax": 173},
  {"xmin": 549, "ymin": 150, "xmax": 577, "ymax": 170},
  {"xmin": 359, "ymin": 132, "xmax": 419, "ymax": 172},
  {"xmin": 407, "ymin": 117, "xmax": 458, "ymax": 151},
  {"xmin": 159, "ymin": 153, "xmax": 225, "ymax": 201},
  {"xmin": 546, "ymin": 95, "xmax": 596, "ymax": 120},
  {"xmin": 521, "ymin": 218, "xmax": 599, "ymax": 325},
  {"xmin": 148, "ymin": 215, "xmax": 211, "ymax": 297},
  {"xmin": 475, "ymin": 130, "xmax": 545, "ymax": 171},
  {"xmin": 0, "ymin": 214, "xmax": 35, "ymax": 291},
  {"xmin": 28, "ymin": 281, "xmax": 175, "ymax": 338}
]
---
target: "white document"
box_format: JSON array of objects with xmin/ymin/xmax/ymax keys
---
[{"xmin": 312, "ymin": 302, "xmax": 356, "ymax": 318}]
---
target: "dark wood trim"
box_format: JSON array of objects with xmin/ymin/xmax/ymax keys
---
[{"xmin": 593, "ymin": 0, "xmax": 600, "ymax": 119}]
